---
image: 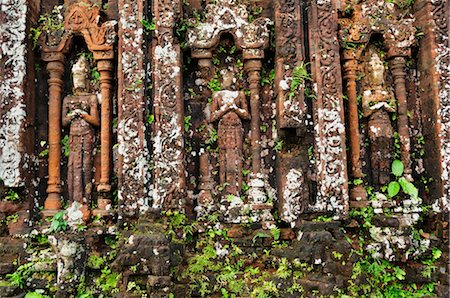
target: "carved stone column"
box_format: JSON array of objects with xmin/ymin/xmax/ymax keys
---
[
  {"xmin": 342, "ymin": 50, "xmax": 367, "ymax": 204},
  {"xmin": 196, "ymin": 55, "xmax": 214, "ymax": 213},
  {"xmin": 389, "ymin": 56, "xmax": 412, "ymax": 179},
  {"xmin": 117, "ymin": 0, "xmax": 150, "ymax": 218},
  {"xmin": 246, "ymin": 60, "xmax": 263, "ymax": 174},
  {"xmin": 415, "ymin": 0, "xmax": 449, "ymax": 201},
  {"xmin": 94, "ymin": 58, "xmax": 114, "ymax": 216},
  {"xmin": 309, "ymin": 0, "xmax": 349, "ymax": 217},
  {"xmin": 42, "ymin": 54, "xmax": 65, "ymax": 217},
  {"xmin": 152, "ymin": 0, "xmax": 186, "ymax": 210}
]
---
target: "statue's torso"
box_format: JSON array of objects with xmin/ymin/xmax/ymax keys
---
[{"xmin": 65, "ymin": 94, "xmax": 94, "ymax": 135}]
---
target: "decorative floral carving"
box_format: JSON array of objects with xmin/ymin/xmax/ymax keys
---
[
  {"xmin": 117, "ymin": 0, "xmax": 151, "ymax": 217},
  {"xmin": 274, "ymin": 0, "xmax": 306, "ymax": 129},
  {"xmin": 40, "ymin": 0, "xmax": 117, "ymax": 55},
  {"xmin": 0, "ymin": 0, "xmax": 28, "ymax": 187},
  {"xmin": 187, "ymin": 0, "xmax": 271, "ymax": 51},
  {"xmin": 310, "ymin": 0, "xmax": 348, "ymax": 217},
  {"xmin": 152, "ymin": 0, "xmax": 186, "ymax": 210}
]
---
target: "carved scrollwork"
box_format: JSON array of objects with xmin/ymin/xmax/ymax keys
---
[
  {"xmin": 39, "ymin": 1, "xmax": 117, "ymax": 55},
  {"xmin": 152, "ymin": 0, "xmax": 186, "ymax": 210},
  {"xmin": 275, "ymin": 0, "xmax": 306, "ymax": 129},
  {"xmin": 309, "ymin": 0, "xmax": 348, "ymax": 216},
  {"xmin": 187, "ymin": 0, "xmax": 271, "ymax": 50}
]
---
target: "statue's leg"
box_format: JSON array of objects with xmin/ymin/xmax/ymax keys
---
[
  {"xmin": 72, "ymin": 135, "xmax": 83, "ymax": 204},
  {"xmin": 237, "ymin": 148, "xmax": 243, "ymax": 193},
  {"xmin": 67, "ymin": 135, "xmax": 74, "ymax": 203},
  {"xmin": 368, "ymin": 111, "xmax": 393, "ymax": 187},
  {"xmin": 82, "ymin": 132, "xmax": 94, "ymax": 206}
]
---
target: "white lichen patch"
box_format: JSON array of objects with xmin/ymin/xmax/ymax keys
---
[
  {"xmin": 117, "ymin": 2, "xmax": 151, "ymax": 215},
  {"xmin": 281, "ymin": 169, "xmax": 305, "ymax": 227},
  {"xmin": 433, "ymin": 0, "xmax": 450, "ymax": 201},
  {"xmin": 152, "ymin": 23, "xmax": 185, "ymax": 209},
  {"xmin": 187, "ymin": 0, "xmax": 272, "ymax": 50},
  {"xmin": 65, "ymin": 201, "xmax": 84, "ymax": 229},
  {"xmin": 312, "ymin": 103, "xmax": 348, "ymax": 216},
  {"xmin": 0, "ymin": 0, "xmax": 28, "ymax": 187}
]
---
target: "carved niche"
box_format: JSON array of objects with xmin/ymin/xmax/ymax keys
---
[
  {"xmin": 186, "ymin": 0, "xmax": 275, "ymax": 225},
  {"xmin": 38, "ymin": 0, "xmax": 116, "ymax": 220},
  {"xmin": 338, "ymin": 0, "xmax": 416, "ymax": 204}
]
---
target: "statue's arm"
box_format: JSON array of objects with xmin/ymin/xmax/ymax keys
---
[
  {"xmin": 209, "ymin": 95, "xmax": 227, "ymax": 123},
  {"xmin": 234, "ymin": 92, "xmax": 250, "ymax": 120},
  {"xmin": 62, "ymin": 96, "xmax": 72, "ymax": 127},
  {"xmin": 81, "ymin": 95, "xmax": 100, "ymax": 126}
]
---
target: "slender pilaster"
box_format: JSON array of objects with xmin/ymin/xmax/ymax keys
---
[
  {"xmin": 390, "ymin": 56, "xmax": 412, "ymax": 179},
  {"xmin": 42, "ymin": 57, "xmax": 65, "ymax": 217},
  {"xmin": 343, "ymin": 53, "xmax": 367, "ymax": 203}
]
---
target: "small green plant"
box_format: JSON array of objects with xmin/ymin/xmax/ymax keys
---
[
  {"xmin": 39, "ymin": 140, "xmax": 49, "ymax": 158},
  {"xmin": 387, "ymin": 160, "xmax": 419, "ymax": 199},
  {"xmin": 261, "ymin": 69, "xmax": 275, "ymax": 86},
  {"xmin": 273, "ymin": 139, "xmax": 283, "ymax": 152},
  {"xmin": 95, "ymin": 267, "xmax": 120, "ymax": 293},
  {"xmin": 61, "ymin": 135, "xmax": 70, "ymax": 157},
  {"xmin": 4, "ymin": 189, "xmax": 20, "ymax": 202},
  {"xmin": 31, "ymin": 6, "xmax": 65, "ymax": 49},
  {"xmin": 289, "ymin": 62, "xmax": 311, "ymax": 99},
  {"xmin": 24, "ymin": 292, "xmax": 50, "ymax": 298},
  {"xmin": 141, "ymin": 19, "xmax": 156, "ymax": 33},
  {"xmin": 7, "ymin": 261, "xmax": 34, "ymax": 288},
  {"xmin": 147, "ymin": 114, "xmax": 155, "ymax": 125},
  {"xmin": 90, "ymin": 66, "xmax": 100, "ymax": 84},
  {"xmin": 184, "ymin": 116, "xmax": 192, "ymax": 132},
  {"xmin": 207, "ymin": 78, "xmax": 222, "ymax": 92},
  {"xmin": 313, "ymin": 215, "xmax": 333, "ymax": 222},
  {"xmin": 47, "ymin": 211, "xmax": 67, "ymax": 233}
]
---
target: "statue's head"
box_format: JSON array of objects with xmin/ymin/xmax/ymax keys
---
[
  {"xmin": 368, "ymin": 52, "xmax": 385, "ymax": 86},
  {"xmin": 72, "ymin": 55, "xmax": 89, "ymax": 92},
  {"xmin": 220, "ymin": 69, "xmax": 234, "ymax": 89}
]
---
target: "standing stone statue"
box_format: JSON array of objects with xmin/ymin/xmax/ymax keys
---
[
  {"xmin": 362, "ymin": 51, "xmax": 396, "ymax": 186},
  {"xmin": 209, "ymin": 70, "xmax": 250, "ymax": 196},
  {"xmin": 62, "ymin": 55, "xmax": 100, "ymax": 222}
]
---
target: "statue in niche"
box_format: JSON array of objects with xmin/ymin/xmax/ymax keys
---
[
  {"xmin": 209, "ymin": 69, "xmax": 250, "ymax": 196},
  {"xmin": 362, "ymin": 50, "xmax": 396, "ymax": 186},
  {"xmin": 62, "ymin": 55, "xmax": 100, "ymax": 221}
]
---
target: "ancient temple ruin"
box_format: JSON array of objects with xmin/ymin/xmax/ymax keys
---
[{"xmin": 0, "ymin": 0, "xmax": 448, "ymax": 296}]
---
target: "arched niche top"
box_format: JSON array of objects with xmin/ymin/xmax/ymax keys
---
[
  {"xmin": 39, "ymin": 0, "xmax": 117, "ymax": 61},
  {"xmin": 186, "ymin": 0, "xmax": 272, "ymax": 52},
  {"xmin": 338, "ymin": 0, "xmax": 416, "ymax": 60}
]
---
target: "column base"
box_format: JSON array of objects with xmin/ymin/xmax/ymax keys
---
[
  {"xmin": 42, "ymin": 192, "xmax": 62, "ymax": 218},
  {"xmin": 349, "ymin": 185, "xmax": 369, "ymax": 208},
  {"xmin": 92, "ymin": 198, "xmax": 112, "ymax": 218}
]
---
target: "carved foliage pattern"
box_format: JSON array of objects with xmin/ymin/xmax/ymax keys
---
[
  {"xmin": 310, "ymin": 0, "xmax": 348, "ymax": 216},
  {"xmin": 187, "ymin": 0, "xmax": 271, "ymax": 50},
  {"xmin": 275, "ymin": 0, "xmax": 306, "ymax": 128},
  {"xmin": 431, "ymin": 0, "xmax": 450, "ymax": 199},
  {"xmin": 152, "ymin": 0, "xmax": 185, "ymax": 209},
  {"xmin": 117, "ymin": 0, "xmax": 151, "ymax": 216},
  {"xmin": 0, "ymin": 0, "xmax": 28, "ymax": 187}
]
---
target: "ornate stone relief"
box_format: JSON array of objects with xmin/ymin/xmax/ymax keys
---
[
  {"xmin": 117, "ymin": 0, "xmax": 151, "ymax": 218},
  {"xmin": 0, "ymin": 0, "xmax": 29, "ymax": 187},
  {"xmin": 38, "ymin": 0, "xmax": 116, "ymax": 219},
  {"xmin": 152, "ymin": 0, "xmax": 186, "ymax": 210},
  {"xmin": 339, "ymin": 0, "xmax": 417, "ymax": 205},
  {"xmin": 309, "ymin": 0, "xmax": 348, "ymax": 217},
  {"xmin": 187, "ymin": 0, "xmax": 274, "ymax": 225},
  {"xmin": 274, "ymin": 0, "xmax": 306, "ymax": 129}
]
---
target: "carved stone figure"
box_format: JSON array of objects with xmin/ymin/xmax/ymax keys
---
[
  {"xmin": 209, "ymin": 70, "xmax": 250, "ymax": 196},
  {"xmin": 62, "ymin": 56, "xmax": 100, "ymax": 221},
  {"xmin": 362, "ymin": 51, "xmax": 395, "ymax": 186}
]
